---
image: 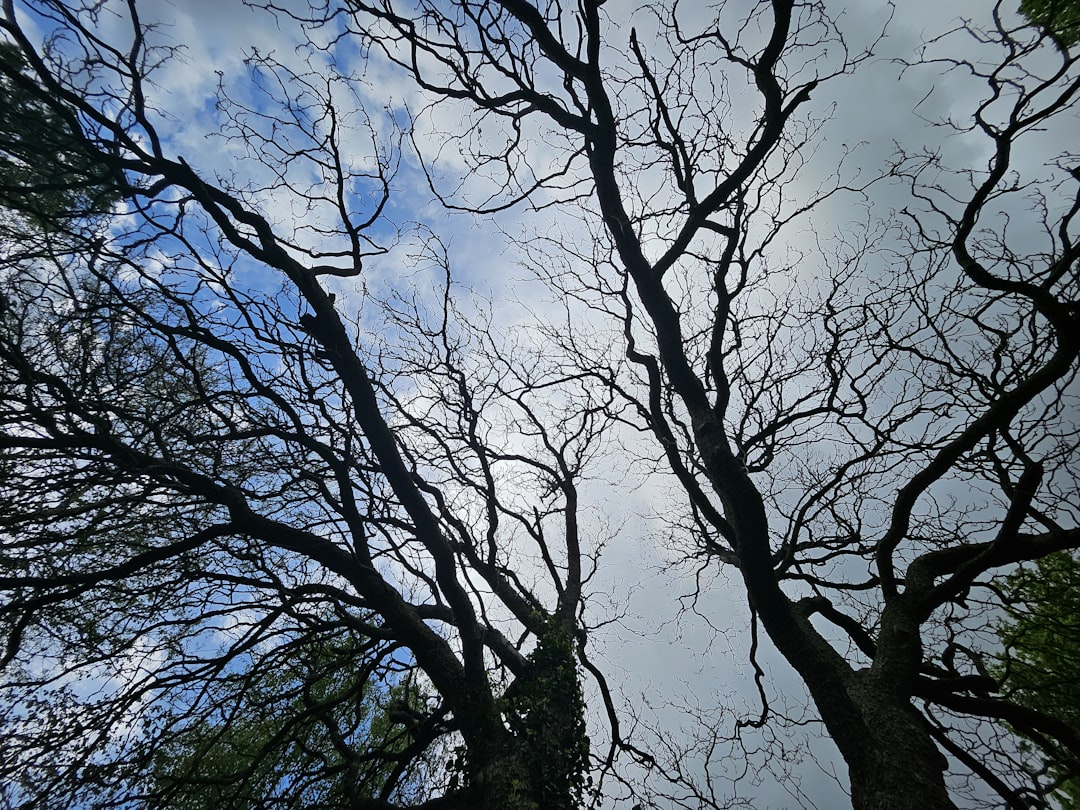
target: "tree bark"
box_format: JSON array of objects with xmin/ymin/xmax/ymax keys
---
[{"xmin": 842, "ymin": 675, "xmax": 955, "ymax": 810}]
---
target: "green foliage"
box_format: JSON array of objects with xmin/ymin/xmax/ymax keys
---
[
  {"xmin": 502, "ymin": 620, "xmax": 591, "ymax": 810},
  {"xmin": 0, "ymin": 42, "xmax": 118, "ymax": 228},
  {"xmin": 444, "ymin": 620, "xmax": 591, "ymax": 810},
  {"xmin": 1020, "ymin": 0, "xmax": 1080, "ymax": 48},
  {"xmin": 150, "ymin": 634, "xmax": 426, "ymax": 809},
  {"xmin": 997, "ymin": 552, "xmax": 1080, "ymax": 808}
]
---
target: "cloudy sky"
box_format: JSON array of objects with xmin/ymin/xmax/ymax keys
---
[{"xmin": 7, "ymin": 0, "xmax": 1071, "ymax": 806}]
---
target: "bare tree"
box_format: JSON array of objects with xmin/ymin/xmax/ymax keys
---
[
  {"xmin": 1, "ymin": 1, "xmax": 1078, "ymax": 809},
  {"xmin": 306, "ymin": 0, "xmax": 1076, "ymax": 808}
]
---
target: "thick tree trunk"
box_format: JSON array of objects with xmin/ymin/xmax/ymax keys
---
[
  {"xmin": 707, "ymin": 439, "xmax": 955, "ymax": 810},
  {"xmin": 471, "ymin": 736, "xmax": 537, "ymax": 810},
  {"xmin": 352, "ymin": 739, "xmax": 539, "ymax": 810},
  {"xmin": 778, "ymin": 640, "xmax": 956, "ymax": 809},
  {"xmin": 758, "ymin": 605, "xmax": 956, "ymax": 809},
  {"xmin": 841, "ymin": 675, "xmax": 955, "ymax": 810}
]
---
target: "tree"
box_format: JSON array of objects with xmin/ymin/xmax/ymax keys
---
[
  {"xmin": 148, "ymin": 630, "xmax": 433, "ymax": 809},
  {"xmin": 996, "ymin": 552, "xmax": 1080, "ymax": 807},
  {"xmin": 1020, "ymin": 0, "xmax": 1080, "ymax": 48},
  {"xmin": 0, "ymin": 1, "xmax": 1077, "ymax": 809},
  {"xmin": 0, "ymin": 40, "xmax": 117, "ymax": 227},
  {"xmin": 310, "ymin": 1, "xmax": 1080, "ymax": 807},
  {"xmin": 0, "ymin": 4, "xmax": 596, "ymax": 808}
]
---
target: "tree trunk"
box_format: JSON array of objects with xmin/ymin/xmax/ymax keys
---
[
  {"xmin": 717, "ymin": 449, "xmax": 956, "ymax": 810},
  {"xmin": 840, "ymin": 675, "xmax": 955, "ymax": 810},
  {"xmin": 471, "ymin": 736, "xmax": 537, "ymax": 810}
]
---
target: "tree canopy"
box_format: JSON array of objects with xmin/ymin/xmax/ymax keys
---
[
  {"xmin": 997, "ymin": 552, "xmax": 1080, "ymax": 807},
  {"xmin": 1, "ymin": 1, "xmax": 1078, "ymax": 809},
  {"xmin": 0, "ymin": 40, "xmax": 116, "ymax": 227},
  {"xmin": 149, "ymin": 630, "xmax": 432, "ymax": 809},
  {"xmin": 1020, "ymin": 0, "xmax": 1080, "ymax": 48}
]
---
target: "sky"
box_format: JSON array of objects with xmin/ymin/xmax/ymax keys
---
[{"xmin": 4, "ymin": 0, "xmax": 1074, "ymax": 807}]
